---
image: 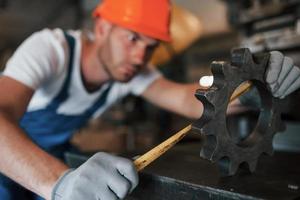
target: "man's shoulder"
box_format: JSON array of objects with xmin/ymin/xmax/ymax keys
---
[
  {"xmin": 3, "ymin": 28, "xmax": 77, "ymax": 90},
  {"xmin": 28, "ymin": 28, "xmax": 82, "ymax": 46},
  {"xmin": 29, "ymin": 28, "xmax": 65, "ymax": 45}
]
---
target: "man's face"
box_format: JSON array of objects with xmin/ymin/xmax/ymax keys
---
[{"xmin": 99, "ymin": 26, "xmax": 159, "ymax": 82}]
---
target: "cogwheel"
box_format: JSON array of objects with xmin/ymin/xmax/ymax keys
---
[{"xmin": 192, "ymin": 48, "xmax": 285, "ymax": 176}]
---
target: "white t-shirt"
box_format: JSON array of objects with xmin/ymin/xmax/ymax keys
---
[{"xmin": 3, "ymin": 28, "xmax": 161, "ymax": 118}]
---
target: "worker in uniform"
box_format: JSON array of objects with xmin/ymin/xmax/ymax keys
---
[{"xmin": 0, "ymin": 0, "xmax": 299, "ymax": 199}]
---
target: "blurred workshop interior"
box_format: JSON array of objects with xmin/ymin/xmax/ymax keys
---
[
  {"xmin": 0, "ymin": 0, "xmax": 300, "ymax": 199},
  {"xmin": 0, "ymin": 0, "xmax": 238, "ymax": 153}
]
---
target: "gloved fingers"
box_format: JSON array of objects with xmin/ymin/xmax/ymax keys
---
[
  {"xmin": 266, "ymin": 51, "xmax": 284, "ymax": 91},
  {"xmin": 98, "ymin": 186, "xmax": 119, "ymax": 200},
  {"xmin": 116, "ymin": 159, "xmax": 139, "ymax": 193},
  {"xmin": 281, "ymin": 67, "xmax": 300, "ymax": 98},
  {"xmin": 81, "ymin": 152, "xmax": 138, "ymax": 198},
  {"xmin": 107, "ymin": 172, "xmax": 131, "ymax": 199},
  {"xmin": 73, "ymin": 172, "xmax": 107, "ymax": 200},
  {"xmin": 275, "ymin": 56, "xmax": 294, "ymax": 89},
  {"xmin": 73, "ymin": 187, "xmax": 95, "ymax": 200},
  {"xmin": 273, "ymin": 65, "xmax": 300, "ymax": 98}
]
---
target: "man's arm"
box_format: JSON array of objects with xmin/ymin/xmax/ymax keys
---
[
  {"xmin": 141, "ymin": 77, "xmax": 203, "ymax": 119},
  {"xmin": 0, "ymin": 76, "xmax": 139, "ymax": 200},
  {"xmin": 0, "ymin": 76, "xmax": 68, "ymax": 199},
  {"xmin": 141, "ymin": 76, "xmax": 242, "ymax": 119}
]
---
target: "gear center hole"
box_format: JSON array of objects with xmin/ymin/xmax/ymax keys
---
[{"xmin": 226, "ymin": 83, "xmax": 260, "ymax": 147}]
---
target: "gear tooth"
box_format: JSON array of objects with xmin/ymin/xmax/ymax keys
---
[
  {"xmin": 200, "ymin": 148, "xmax": 210, "ymax": 159},
  {"xmin": 230, "ymin": 48, "xmax": 251, "ymax": 67},
  {"xmin": 217, "ymin": 156, "xmax": 239, "ymax": 177},
  {"xmin": 277, "ymin": 119, "xmax": 286, "ymax": 132},
  {"xmin": 264, "ymin": 144, "xmax": 274, "ymax": 156},
  {"xmin": 228, "ymin": 161, "xmax": 239, "ymax": 176},
  {"xmin": 205, "ymin": 86, "xmax": 230, "ymax": 108},
  {"xmin": 217, "ymin": 156, "xmax": 231, "ymax": 176},
  {"xmin": 196, "ymin": 87, "xmax": 219, "ymax": 103},
  {"xmin": 195, "ymin": 87, "xmax": 218, "ymax": 104},
  {"xmin": 193, "ymin": 89, "xmax": 217, "ymax": 131},
  {"xmin": 206, "ymin": 87, "xmax": 219, "ymax": 97},
  {"xmin": 200, "ymin": 135, "xmax": 217, "ymax": 160},
  {"xmin": 211, "ymin": 61, "xmax": 226, "ymax": 77},
  {"xmin": 210, "ymin": 61, "xmax": 228, "ymax": 90},
  {"xmin": 248, "ymin": 160, "xmax": 258, "ymax": 173}
]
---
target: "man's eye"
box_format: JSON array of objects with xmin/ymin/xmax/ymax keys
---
[{"xmin": 127, "ymin": 34, "xmax": 139, "ymax": 43}]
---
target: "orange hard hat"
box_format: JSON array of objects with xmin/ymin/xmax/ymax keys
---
[{"xmin": 93, "ymin": 0, "xmax": 171, "ymax": 42}]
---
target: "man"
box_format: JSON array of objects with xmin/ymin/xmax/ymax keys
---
[{"xmin": 0, "ymin": 0, "xmax": 299, "ymax": 199}]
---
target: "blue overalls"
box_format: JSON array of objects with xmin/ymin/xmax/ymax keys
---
[{"xmin": 0, "ymin": 32, "xmax": 112, "ymax": 200}]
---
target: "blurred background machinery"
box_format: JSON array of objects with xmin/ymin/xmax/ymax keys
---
[
  {"xmin": 225, "ymin": 0, "xmax": 300, "ymax": 52},
  {"xmin": 1, "ymin": 1, "xmax": 300, "ymax": 198},
  {"xmin": 1, "ymin": 0, "xmax": 300, "ymax": 160},
  {"xmin": 223, "ymin": 0, "xmax": 300, "ymax": 153},
  {"xmin": 0, "ymin": 0, "xmax": 234, "ymax": 154}
]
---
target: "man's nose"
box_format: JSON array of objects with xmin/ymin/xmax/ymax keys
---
[{"xmin": 132, "ymin": 42, "xmax": 147, "ymax": 65}]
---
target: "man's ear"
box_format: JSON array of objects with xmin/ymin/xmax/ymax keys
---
[{"xmin": 94, "ymin": 18, "xmax": 113, "ymax": 41}]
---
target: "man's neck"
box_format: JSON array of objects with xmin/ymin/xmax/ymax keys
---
[{"xmin": 80, "ymin": 35, "xmax": 111, "ymax": 92}]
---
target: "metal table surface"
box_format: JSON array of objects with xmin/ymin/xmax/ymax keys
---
[{"xmin": 127, "ymin": 142, "xmax": 300, "ymax": 200}]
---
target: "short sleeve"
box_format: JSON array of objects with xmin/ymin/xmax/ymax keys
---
[{"xmin": 3, "ymin": 28, "xmax": 65, "ymax": 90}]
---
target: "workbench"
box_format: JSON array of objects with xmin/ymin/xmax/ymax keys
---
[
  {"xmin": 65, "ymin": 127, "xmax": 300, "ymax": 200},
  {"xmin": 126, "ymin": 142, "xmax": 300, "ymax": 200}
]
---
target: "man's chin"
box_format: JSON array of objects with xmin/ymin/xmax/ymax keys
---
[{"xmin": 114, "ymin": 75, "xmax": 134, "ymax": 83}]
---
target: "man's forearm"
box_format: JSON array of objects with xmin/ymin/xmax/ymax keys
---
[
  {"xmin": 181, "ymin": 83, "xmax": 204, "ymax": 119},
  {"xmin": 0, "ymin": 114, "xmax": 69, "ymax": 199}
]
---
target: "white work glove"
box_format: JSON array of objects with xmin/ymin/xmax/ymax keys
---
[
  {"xmin": 239, "ymin": 51, "xmax": 300, "ymax": 107},
  {"xmin": 52, "ymin": 152, "xmax": 138, "ymax": 200},
  {"xmin": 266, "ymin": 51, "xmax": 300, "ymax": 99}
]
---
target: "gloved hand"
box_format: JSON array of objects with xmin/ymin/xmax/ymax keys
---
[
  {"xmin": 239, "ymin": 51, "xmax": 300, "ymax": 107},
  {"xmin": 52, "ymin": 152, "xmax": 138, "ymax": 200},
  {"xmin": 266, "ymin": 51, "xmax": 300, "ymax": 99}
]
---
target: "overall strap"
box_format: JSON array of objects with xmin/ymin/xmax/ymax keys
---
[
  {"xmin": 50, "ymin": 32, "xmax": 76, "ymax": 106},
  {"xmin": 19, "ymin": 31, "xmax": 113, "ymax": 150}
]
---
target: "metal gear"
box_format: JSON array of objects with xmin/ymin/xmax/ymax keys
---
[{"xmin": 192, "ymin": 48, "xmax": 285, "ymax": 176}]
